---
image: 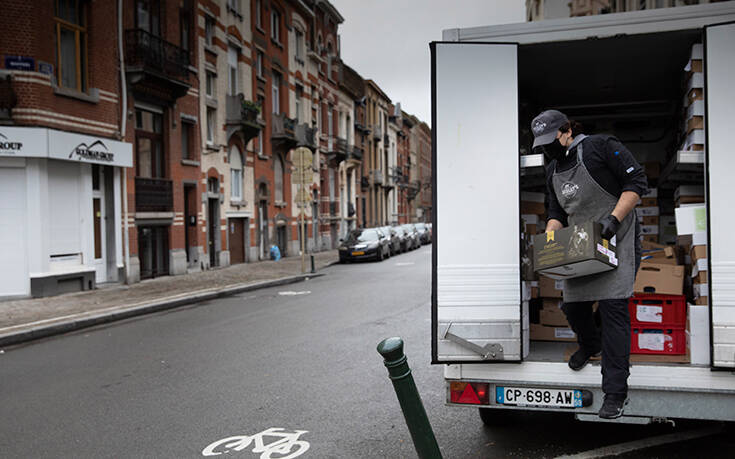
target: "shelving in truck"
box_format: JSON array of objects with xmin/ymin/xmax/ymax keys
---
[{"xmin": 431, "ymin": 3, "xmax": 735, "ymax": 424}]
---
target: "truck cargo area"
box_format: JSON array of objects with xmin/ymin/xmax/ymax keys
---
[{"xmin": 518, "ymin": 29, "xmax": 707, "ymax": 367}]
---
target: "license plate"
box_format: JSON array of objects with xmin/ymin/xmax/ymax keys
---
[
  {"xmin": 351, "ymin": 251, "xmax": 365, "ymax": 256},
  {"xmin": 496, "ymin": 386, "xmax": 582, "ymax": 408}
]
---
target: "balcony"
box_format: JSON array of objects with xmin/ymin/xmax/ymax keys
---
[
  {"xmin": 327, "ymin": 137, "xmax": 348, "ymax": 163},
  {"xmin": 295, "ymin": 124, "xmax": 317, "ymax": 150},
  {"xmin": 372, "ymin": 124, "xmax": 382, "ymax": 140},
  {"xmin": 135, "ymin": 177, "xmax": 173, "ymax": 212},
  {"xmin": 383, "ymin": 133, "xmax": 390, "ymax": 145},
  {"xmin": 361, "ymin": 175, "xmax": 369, "ymax": 189},
  {"xmin": 354, "ymin": 122, "xmax": 370, "ymax": 134},
  {"xmin": 347, "ymin": 145, "xmax": 363, "ymax": 162},
  {"xmin": 271, "ymin": 113, "xmax": 297, "ymax": 152},
  {"xmin": 226, "ymin": 94, "xmax": 264, "ymax": 144},
  {"xmin": 125, "ymin": 29, "xmax": 191, "ymax": 100},
  {"xmin": 371, "ymin": 169, "xmax": 384, "ymax": 186}
]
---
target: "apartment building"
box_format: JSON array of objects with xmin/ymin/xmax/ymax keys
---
[
  {"xmin": 0, "ymin": 0, "xmax": 132, "ymax": 298},
  {"xmin": 364, "ymin": 80, "xmax": 391, "ymax": 227}
]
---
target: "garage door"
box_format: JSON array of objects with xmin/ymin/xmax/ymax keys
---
[{"xmin": 0, "ymin": 167, "xmax": 28, "ymax": 297}]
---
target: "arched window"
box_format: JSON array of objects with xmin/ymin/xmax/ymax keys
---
[
  {"xmin": 230, "ymin": 145, "xmax": 243, "ymax": 201},
  {"xmin": 274, "ymin": 154, "xmax": 284, "ymax": 202}
]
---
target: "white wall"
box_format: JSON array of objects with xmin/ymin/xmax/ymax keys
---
[{"xmin": 0, "ymin": 159, "xmax": 29, "ymax": 297}]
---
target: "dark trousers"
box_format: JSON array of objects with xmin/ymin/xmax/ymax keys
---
[{"xmin": 562, "ymin": 298, "xmax": 631, "ymax": 395}]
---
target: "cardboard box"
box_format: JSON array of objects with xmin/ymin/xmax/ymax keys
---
[
  {"xmin": 640, "ymin": 198, "xmax": 658, "ymax": 207},
  {"xmin": 693, "ymin": 282, "xmax": 708, "ymax": 299},
  {"xmin": 634, "ymin": 263, "xmax": 685, "ymax": 295},
  {"xmin": 642, "ymin": 216, "xmax": 659, "ymax": 226},
  {"xmin": 641, "ymin": 245, "xmax": 678, "ymax": 265},
  {"xmin": 640, "ymin": 225, "xmax": 659, "ymax": 235},
  {"xmin": 539, "ymin": 275, "xmax": 563, "ymax": 298},
  {"xmin": 682, "ymin": 128, "xmax": 705, "ymax": 151},
  {"xmin": 521, "ymin": 191, "xmax": 545, "ymax": 215},
  {"xmin": 676, "ymin": 196, "xmax": 704, "ymax": 206},
  {"xmin": 691, "ymin": 245, "xmax": 706, "ymax": 262},
  {"xmin": 642, "ymin": 234, "xmax": 659, "ymax": 243},
  {"xmin": 692, "ymin": 258, "xmax": 707, "ymax": 283},
  {"xmin": 638, "ymin": 207, "xmax": 659, "ymax": 217},
  {"xmin": 674, "ymin": 185, "xmax": 704, "ymax": 201},
  {"xmin": 533, "ymin": 222, "xmax": 618, "ymax": 280},
  {"xmin": 659, "ymin": 215, "xmax": 677, "ymax": 245},
  {"xmin": 686, "ymin": 116, "xmax": 703, "ymax": 134},
  {"xmin": 540, "ymin": 299, "xmax": 567, "ymax": 326},
  {"xmin": 687, "ymin": 72, "xmax": 704, "ymax": 91},
  {"xmin": 530, "ymin": 323, "xmax": 576, "ymax": 342},
  {"xmin": 642, "ymin": 188, "xmax": 658, "ymax": 198},
  {"xmin": 675, "ymin": 205, "xmax": 706, "ymax": 235},
  {"xmin": 686, "ymin": 99, "xmax": 704, "ymax": 119}
]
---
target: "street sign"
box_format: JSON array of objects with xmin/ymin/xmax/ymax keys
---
[
  {"xmin": 293, "ymin": 166, "xmax": 313, "ymax": 185},
  {"xmin": 292, "ymin": 147, "xmax": 312, "ymax": 168}
]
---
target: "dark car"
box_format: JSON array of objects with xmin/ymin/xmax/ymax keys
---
[
  {"xmin": 338, "ymin": 228, "xmax": 391, "ymax": 262},
  {"xmin": 400, "ymin": 224, "xmax": 421, "ymax": 250},
  {"xmin": 381, "ymin": 226, "xmax": 403, "ymax": 255},
  {"xmin": 415, "ymin": 222, "xmax": 431, "ymax": 245}
]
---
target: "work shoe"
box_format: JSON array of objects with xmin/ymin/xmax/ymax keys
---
[
  {"xmin": 599, "ymin": 394, "xmax": 629, "ymax": 419},
  {"xmin": 568, "ymin": 347, "xmax": 601, "ymax": 371}
]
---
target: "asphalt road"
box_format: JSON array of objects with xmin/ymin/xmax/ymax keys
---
[{"xmin": 1, "ymin": 245, "xmax": 733, "ymax": 458}]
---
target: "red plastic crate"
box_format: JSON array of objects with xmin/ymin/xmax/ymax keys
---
[
  {"xmin": 628, "ymin": 294, "xmax": 686, "ymax": 327},
  {"xmin": 631, "ymin": 326, "xmax": 686, "ymax": 355}
]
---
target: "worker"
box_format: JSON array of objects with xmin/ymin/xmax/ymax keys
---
[{"xmin": 531, "ymin": 109, "xmax": 647, "ymax": 419}]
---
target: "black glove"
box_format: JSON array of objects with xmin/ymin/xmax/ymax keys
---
[{"xmin": 599, "ymin": 214, "xmax": 620, "ymax": 240}]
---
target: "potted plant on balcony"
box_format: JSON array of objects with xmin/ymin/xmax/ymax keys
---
[{"xmin": 241, "ymin": 99, "xmax": 261, "ymax": 122}]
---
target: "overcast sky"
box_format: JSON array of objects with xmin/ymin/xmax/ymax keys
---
[{"xmin": 330, "ymin": 0, "xmax": 526, "ymax": 125}]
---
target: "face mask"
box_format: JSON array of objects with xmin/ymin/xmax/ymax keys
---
[{"xmin": 542, "ymin": 139, "xmax": 567, "ymax": 161}]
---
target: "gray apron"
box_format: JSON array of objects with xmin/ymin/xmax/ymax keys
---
[{"xmin": 551, "ymin": 138, "xmax": 636, "ymax": 302}]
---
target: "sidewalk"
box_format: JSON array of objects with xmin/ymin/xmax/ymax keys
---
[{"xmin": 0, "ymin": 251, "xmax": 339, "ymax": 347}]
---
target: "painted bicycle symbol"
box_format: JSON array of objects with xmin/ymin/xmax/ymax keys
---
[{"xmin": 202, "ymin": 427, "xmax": 310, "ymax": 459}]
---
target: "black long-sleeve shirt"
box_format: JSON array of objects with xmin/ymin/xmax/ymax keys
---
[{"xmin": 545, "ymin": 134, "xmax": 649, "ymax": 226}]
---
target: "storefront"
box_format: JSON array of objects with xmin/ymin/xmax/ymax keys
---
[{"xmin": 0, "ymin": 127, "xmax": 132, "ymax": 299}]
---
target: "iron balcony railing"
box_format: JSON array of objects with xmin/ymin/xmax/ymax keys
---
[
  {"xmin": 135, "ymin": 177, "xmax": 173, "ymax": 212},
  {"xmin": 295, "ymin": 124, "xmax": 317, "ymax": 148},
  {"xmin": 348, "ymin": 145, "xmax": 363, "ymax": 162},
  {"xmin": 361, "ymin": 175, "xmax": 369, "ymax": 189},
  {"xmin": 271, "ymin": 113, "xmax": 296, "ymax": 138},
  {"xmin": 371, "ymin": 169, "xmax": 384, "ymax": 185},
  {"xmin": 226, "ymin": 94, "xmax": 261, "ymax": 124},
  {"xmin": 372, "ymin": 124, "xmax": 382, "ymax": 140},
  {"xmin": 125, "ymin": 29, "xmax": 189, "ymax": 80}
]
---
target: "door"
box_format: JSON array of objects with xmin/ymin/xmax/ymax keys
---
[
  {"xmin": 92, "ymin": 165, "xmax": 107, "ymax": 283},
  {"xmin": 705, "ymin": 22, "xmax": 735, "ymax": 369},
  {"xmin": 230, "ymin": 218, "xmax": 245, "ymax": 264},
  {"xmin": 259, "ymin": 201, "xmax": 268, "ymax": 260},
  {"xmin": 208, "ymin": 198, "xmax": 219, "ymax": 267},
  {"xmin": 0, "ymin": 166, "xmax": 27, "ymax": 297},
  {"xmin": 138, "ymin": 226, "xmax": 169, "ymax": 279},
  {"xmin": 431, "ymin": 41, "xmax": 520, "ymax": 363}
]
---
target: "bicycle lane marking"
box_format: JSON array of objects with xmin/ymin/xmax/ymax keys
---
[{"xmin": 202, "ymin": 427, "xmax": 310, "ymax": 458}]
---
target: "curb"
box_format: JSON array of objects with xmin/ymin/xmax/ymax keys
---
[{"xmin": 0, "ymin": 272, "xmax": 325, "ymax": 348}]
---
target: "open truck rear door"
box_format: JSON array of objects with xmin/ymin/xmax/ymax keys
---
[
  {"xmin": 431, "ymin": 42, "xmax": 522, "ymax": 363},
  {"xmin": 705, "ymin": 21, "xmax": 735, "ymax": 369}
]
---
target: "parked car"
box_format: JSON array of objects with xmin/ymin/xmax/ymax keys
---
[
  {"xmin": 338, "ymin": 228, "xmax": 391, "ymax": 262},
  {"xmin": 381, "ymin": 226, "xmax": 403, "ymax": 255},
  {"xmin": 393, "ymin": 226, "xmax": 412, "ymax": 253},
  {"xmin": 415, "ymin": 222, "xmax": 432, "ymax": 245},
  {"xmin": 400, "ymin": 224, "xmax": 421, "ymax": 250}
]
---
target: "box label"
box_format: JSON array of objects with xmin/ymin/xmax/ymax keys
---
[
  {"xmin": 555, "ymin": 328, "xmax": 575, "ymax": 339},
  {"xmin": 596, "ymin": 244, "xmax": 619, "ymax": 266},
  {"xmin": 636, "ymin": 305, "xmax": 663, "ymax": 323},
  {"xmin": 639, "ymin": 333, "xmax": 664, "ymax": 351},
  {"xmin": 694, "ymin": 207, "xmax": 706, "ymax": 232}
]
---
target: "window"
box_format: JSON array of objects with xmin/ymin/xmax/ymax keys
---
[
  {"xmin": 205, "ymin": 16, "xmax": 214, "ymax": 46},
  {"xmin": 326, "ymin": 43, "xmax": 333, "ymax": 77},
  {"xmin": 272, "ymin": 72, "xmax": 280, "ymax": 114},
  {"xmin": 55, "ymin": 0, "xmax": 88, "ymax": 91},
  {"xmin": 228, "ymin": 46, "xmax": 239, "ymax": 96},
  {"xmin": 295, "ymin": 85, "xmax": 303, "ymax": 123},
  {"xmin": 271, "ymin": 9, "xmax": 280, "ymax": 42},
  {"xmin": 274, "ymin": 155, "xmax": 284, "ymax": 202},
  {"xmin": 256, "ymin": 0, "xmax": 262, "ymax": 29},
  {"xmin": 136, "ymin": 0, "xmax": 160, "ymax": 35},
  {"xmin": 135, "ymin": 108, "xmax": 164, "ymax": 178},
  {"xmin": 230, "ymin": 146, "xmax": 243, "ymax": 201},
  {"xmin": 180, "ymin": 7, "xmax": 191, "ymax": 52},
  {"xmin": 257, "ymin": 95, "xmax": 265, "ymax": 154},
  {"xmin": 205, "ymin": 71, "xmax": 215, "ymax": 98},
  {"xmin": 295, "ymin": 29, "xmax": 304, "ymax": 61},
  {"xmin": 227, "ymin": 0, "xmax": 240, "ymax": 14},
  {"xmin": 206, "ymin": 108, "xmax": 215, "ymax": 145},
  {"xmin": 181, "ymin": 121, "xmax": 192, "ymax": 160},
  {"xmin": 256, "ymin": 51, "xmax": 264, "ymax": 79}
]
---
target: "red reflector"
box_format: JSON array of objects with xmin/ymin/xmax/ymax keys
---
[{"xmin": 450, "ymin": 382, "xmax": 490, "ymax": 405}]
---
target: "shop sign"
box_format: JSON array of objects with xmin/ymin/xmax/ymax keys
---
[
  {"xmin": 0, "ymin": 127, "xmax": 46, "ymax": 157},
  {"xmin": 49, "ymin": 130, "xmax": 132, "ymax": 167}
]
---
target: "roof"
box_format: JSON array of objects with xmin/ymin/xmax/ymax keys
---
[{"xmin": 365, "ymin": 79, "xmax": 391, "ymax": 103}]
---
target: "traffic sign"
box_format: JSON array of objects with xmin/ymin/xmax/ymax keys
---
[{"xmin": 292, "ymin": 147, "xmax": 313, "ymax": 168}]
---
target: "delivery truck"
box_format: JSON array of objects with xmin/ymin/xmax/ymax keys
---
[{"xmin": 431, "ymin": 3, "xmax": 735, "ymax": 424}]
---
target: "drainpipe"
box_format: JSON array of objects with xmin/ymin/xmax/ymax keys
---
[{"xmin": 119, "ymin": 0, "xmax": 131, "ymax": 283}]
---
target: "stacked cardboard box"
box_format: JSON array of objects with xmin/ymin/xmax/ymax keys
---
[
  {"xmin": 675, "ymin": 185, "xmax": 704, "ymax": 208},
  {"xmin": 682, "ymin": 44, "xmax": 705, "ymax": 151},
  {"xmin": 635, "ymin": 240, "xmax": 684, "ymax": 295},
  {"xmin": 690, "ymin": 232, "xmax": 707, "ymax": 306},
  {"xmin": 521, "ymin": 191, "xmax": 547, "ymax": 236},
  {"xmin": 637, "ymin": 191, "xmax": 660, "ymax": 243},
  {"xmin": 687, "ymin": 302, "xmax": 710, "ymax": 365},
  {"xmin": 530, "ymin": 275, "xmax": 576, "ymax": 342}
]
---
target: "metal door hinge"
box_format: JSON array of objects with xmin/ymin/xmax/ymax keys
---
[{"xmin": 441, "ymin": 323, "xmax": 504, "ymax": 360}]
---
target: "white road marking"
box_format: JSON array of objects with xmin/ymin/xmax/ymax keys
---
[
  {"xmin": 395, "ymin": 262, "xmax": 415, "ymax": 266},
  {"xmin": 203, "ymin": 428, "xmax": 310, "ymax": 458},
  {"xmin": 555, "ymin": 426, "xmax": 722, "ymax": 459},
  {"xmin": 278, "ymin": 291, "xmax": 311, "ymax": 296}
]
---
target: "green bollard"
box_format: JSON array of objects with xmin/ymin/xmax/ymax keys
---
[{"xmin": 377, "ymin": 337, "xmax": 442, "ymax": 459}]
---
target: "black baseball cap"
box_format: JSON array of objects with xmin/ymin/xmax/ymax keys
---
[{"xmin": 531, "ymin": 110, "xmax": 569, "ymax": 148}]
